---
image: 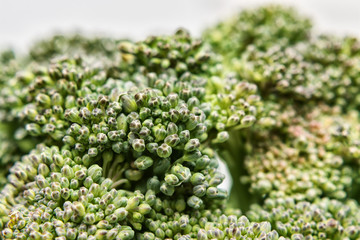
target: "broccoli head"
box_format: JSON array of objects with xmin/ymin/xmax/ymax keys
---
[{"xmin": 0, "ymin": 4, "xmax": 360, "ymax": 240}]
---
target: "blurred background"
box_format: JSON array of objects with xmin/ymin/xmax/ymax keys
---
[
  {"xmin": 1, "ymin": 0, "xmax": 360, "ymax": 51},
  {"xmin": 0, "ymin": 0, "xmax": 359, "ymax": 190}
]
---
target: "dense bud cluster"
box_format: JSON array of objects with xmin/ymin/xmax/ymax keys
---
[
  {"xmin": 0, "ymin": 50, "xmax": 27, "ymax": 186},
  {"xmin": 1, "ymin": 4, "xmax": 360, "ymax": 240},
  {"xmin": 28, "ymin": 34, "xmax": 122, "ymax": 64},
  {"xmin": 205, "ymin": 5, "xmax": 360, "ymax": 111},
  {"xmin": 203, "ymin": 5, "xmax": 312, "ymax": 62},
  {"xmin": 204, "ymin": 4, "xmax": 360, "ymax": 240},
  {"xmin": 233, "ymin": 36, "xmax": 360, "ymax": 107},
  {"xmin": 140, "ymin": 209, "xmax": 280, "ymax": 240},
  {"xmin": 0, "ymin": 28, "xmax": 263, "ymax": 239},
  {"xmin": 1, "ymin": 144, "xmax": 150, "ymax": 239},
  {"xmin": 249, "ymin": 197, "xmax": 360, "ymax": 239},
  {"xmin": 243, "ymin": 105, "xmax": 359, "ymax": 201},
  {"xmin": 117, "ymin": 29, "xmax": 222, "ymax": 79}
]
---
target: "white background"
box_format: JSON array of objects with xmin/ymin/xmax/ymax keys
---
[
  {"xmin": 1, "ymin": 0, "xmax": 360, "ymax": 51},
  {"xmin": 1, "ymin": 0, "xmax": 359, "ymax": 189}
]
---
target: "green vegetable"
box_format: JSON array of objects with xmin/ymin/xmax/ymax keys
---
[{"xmin": 0, "ymin": 4, "xmax": 360, "ymax": 240}]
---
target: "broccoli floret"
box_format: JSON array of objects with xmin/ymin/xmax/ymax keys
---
[
  {"xmin": 242, "ymin": 104, "xmax": 359, "ymax": 199},
  {"xmin": 205, "ymin": 6, "xmax": 360, "ymax": 110},
  {"xmin": 248, "ymin": 197, "xmax": 360, "ymax": 239},
  {"xmin": 203, "ymin": 5, "xmax": 312, "ymax": 64},
  {"xmin": 0, "ymin": 36, "xmax": 123, "ymax": 189},
  {"xmin": 0, "ymin": 30, "xmax": 262, "ymax": 239},
  {"xmin": 203, "ymin": 4, "xmax": 360, "ymax": 240},
  {"xmin": 1, "ymin": 4, "xmax": 360, "ymax": 240},
  {"xmin": 28, "ymin": 34, "xmax": 122, "ymax": 64}
]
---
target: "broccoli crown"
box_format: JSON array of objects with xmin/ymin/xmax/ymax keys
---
[
  {"xmin": 248, "ymin": 197, "xmax": 360, "ymax": 239},
  {"xmin": 231, "ymin": 35, "xmax": 360, "ymax": 107},
  {"xmin": 0, "ymin": 30, "xmax": 261, "ymax": 239},
  {"xmin": 203, "ymin": 5, "xmax": 312, "ymax": 60},
  {"xmin": 243, "ymin": 104, "xmax": 359, "ymax": 201},
  {"xmin": 205, "ymin": 5, "xmax": 360, "ymax": 111},
  {"xmin": 0, "ymin": 4, "xmax": 360, "ymax": 240}
]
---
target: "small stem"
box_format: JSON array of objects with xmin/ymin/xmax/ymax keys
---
[
  {"xmin": 102, "ymin": 158, "xmax": 110, "ymax": 178},
  {"xmin": 111, "ymin": 179, "xmax": 130, "ymax": 189}
]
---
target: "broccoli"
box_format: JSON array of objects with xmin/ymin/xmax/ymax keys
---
[
  {"xmin": 0, "ymin": 30, "xmax": 260, "ymax": 239},
  {"xmin": 204, "ymin": 4, "xmax": 360, "ymax": 239},
  {"xmin": 0, "ymin": 4, "xmax": 360, "ymax": 240}
]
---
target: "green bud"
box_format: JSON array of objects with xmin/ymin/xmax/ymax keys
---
[
  {"xmin": 121, "ymin": 94, "xmax": 138, "ymax": 113},
  {"xmin": 153, "ymin": 125, "xmax": 167, "ymax": 142},
  {"xmin": 125, "ymin": 169, "xmax": 143, "ymax": 181},
  {"xmin": 126, "ymin": 196, "xmax": 140, "ymax": 211},
  {"xmin": 23, "ymin": 189, "xmax": 36, "ymax": 201},
  {"xmin": 190, "ymin": 173, "xmax": 205, "ymax": 185},
  {"xmin": 186, "ymin": 114, "xmax": 198, "ymax": 130},
  {"xmin": 195, "ymin": 155, "xmax": 210, "ymax": 170},
  {"xmin": 35, "ymin": 93, "xmax": 51, "ymax": 108},
  {"xmin": 164, "ymin": 134, "xmax": 180, "ymax": 147},
  {"xmin": 179, "ymin": 130, "xmax": 190, "ymax": 143},
  {"xmin": 226, "ymin": 114, "xmax": 240, "ymax": 127},
  {"xmin": 61, "ymin": 165, "xmax": 74, "ymax": 179},
  {"xmin": 198, "ymin": 229, "xmax": 208, "ymax": 240},
  {"xmin": 171, "ymin": 164, "xmax": 191, "ymax": 182},
  {"xmin": 88, "ymin": 147, "xmax": 98, "ymax": 157},
  {"xmin": 184, "ymin": 138, "xmax": 200, "ymax": 151},
  {"xmin": 88, "ymin": 165, "xmax": 102, "ymax": 182},
  {"xmin": 132, "ymin": 139, "xmax": 145, "ymax": 152},
  {"xmin": 97, "ymin": 133, "xmax": 108, "ymax": 145},
  {"xmin": 38, "ymin": 163, "xmax": 50, "ymax": 176},
  {"xmin": 139, "ymin": 127, "xmax": 151, "ymax": 139},
  {"xmin": 206, "ymin": 187, "xmax": 219, "ymax": 198},
  {"xmin": 160, "ymin": 183, "xmax": 175, "ymax": 196},
  {"xmin": 53, "ymin": 153, "xmax": 65, "ymax": 167},
  {"xmin": 146, "ymin": 142, "xmax": 158, "ymax": 153},
  {"xmin": 63, "ymin": 135, "xmax": 76, "ymax": 146},
  {"xmin": 70, "ymin": 179, "xmax": 79, "ymax": 189},
  {"xmin": 193, "ymin": 185, "xmax": 207, "ymax": 197},
  {"xmin": 116, "ymin": 229, "xmax": 134, "ymax": 240},
  {"xmin": 26, "ymin": 123, "xmax": 42, "ymax": 136},
  {"xmin": 72, "ymin": 201, "xmax": 86, "ymax": 217},
  {"xmin": 167, "ymin": 93, "xmax": 179, "ymax": 107},
  {"xmin": 138, "ymin": 203, "xmax": 152, "ymax": 215},
  {"xmin": 187, "ymin": 195, "xmax": 203, "ymax": 209},
  {"xmin": 147, "ymin": 177, "xmax": 161, "ymax": 193},
  {"xmin": 157, "ymin": 143, "xmax": 172, "ymax": 158},
  {"xmin": 240, "ymin": 115, "xmax": 256, "ymax": 128},
  {"xmin": 165, "ymin": 174, "xmax": 180, "ymax": 185},
  {"xmin": 75, "ymin": 143, "xmax": 85, "ymax": 152},
  {"xmin": 175, "ymin": 198, "xmax": 186, "ymax": 212},
  {"xmin": 167, "ymin": 122, "xmax": 179, "ymax": 135},
  {"xmin": 134, "ymin": 156, "xmax": 154, "ymax": 170},
  {"xmin": 155, "ymin": 228, "xmax": 165, "ymax": 239},
  {"xmin": 213, "ymin": 131, "xmax": 229, "ymax": 143},
  {"xmin": 64, "ymin": 108, "xmax": 82, "ymax": 124},
  {"xmin": 114, "ymin": 208, "xmax": 128, "ymax": 221}
]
